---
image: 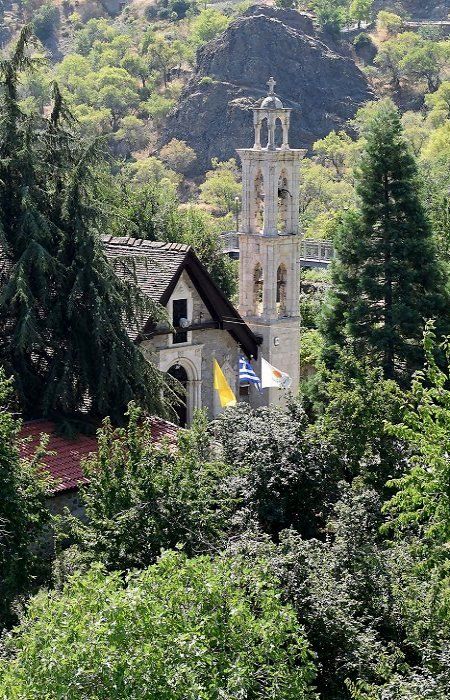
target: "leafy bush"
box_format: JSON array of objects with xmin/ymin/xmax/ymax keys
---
[
  {"xmin": 300, "ymin": 328, "xmax": 323, "ymax": 369},
  {"xmin": 0, "ymin": 552, "xmax": 318, "ymax": 700},
  {"xmin": 159, "ymin": 138, "xmax": 196, "ymax": 173},
  {"xmin": 230, "ymin": 485, "xmax": 403, "ymax": 700},
  {"xmin": 199, "ymin": 157, "xmax": 241, "ymax": 215},
  {"xmin": 190, "ymin": 8, "xmax": 230, "ymax": 46},
  {"xmin": 32, "ymin": 2, "xmax": 59, "ymax": 42},
  {"xmin": 0, "ymin": 370, "xmax": 50, "ymax": 631},
  {"xmin": 213, "ymin": 401, "xmax": 343, "ymax": 538},
  {"xmin": 143, "ymin": 94, "xmax": 175, "ymax": 123},
  {"xmin": 56, "ymin": 407, "xmax": 242, "ymax": 572},
  {"xmin": 376, "ymin": 10, "xmax": 404, "ymax": 37},
  {"xmin": 306, "ymin": 354, "xmax": 405, "ymax": 489}
]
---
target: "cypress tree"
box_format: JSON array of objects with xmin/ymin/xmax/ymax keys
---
[{"xmin": 322, "ymin": 99, "xmax": 449, "ymax": 381}]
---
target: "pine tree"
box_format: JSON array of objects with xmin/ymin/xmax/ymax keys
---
[
  {"xmin": 0, "ymin": 28, "xmax": 59, "ymax": 413},
  {"xmin": 322, "ymin": 99, "xmax": 449, "ymax": 382},
  {"xmin": 0, "ymin": 31, "xmax": 173, "ymax": 423},
  {"xmin": 45, "ymin": 127, "xmax": 171, "ymax": 422}
]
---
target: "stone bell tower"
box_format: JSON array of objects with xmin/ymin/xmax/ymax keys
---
[{"xmin": 237, "ymin": 77, "xmax": 306, "ymax": 408}]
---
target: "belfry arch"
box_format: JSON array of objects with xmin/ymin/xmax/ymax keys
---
[
  {"xmin": 251, "ymin": 169, "xmax": 264, "ymax": 233},
  {"xmin": 260, "ymin": 117, "xmax": 269, "ymax": 149},
  {"xmin": 276, "ymin": 264, "xmax": 287, "ymax": 315},
  {"xmin": 277, "ymin": 169, "xmax": 290, "ymax": 233},
  {"xmin": 253, "ymin": 263, "xmax": 264, "ymax": 315},
  {"xmin": 274, "ymin": 117, "xmax": 283, "ymax": 148}
]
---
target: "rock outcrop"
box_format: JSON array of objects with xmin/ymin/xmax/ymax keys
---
[{"xmin": 162, "ymin": 5, "xmax": 374, "ymax": 177}]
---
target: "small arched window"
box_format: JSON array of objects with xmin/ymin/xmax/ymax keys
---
[
  {"xmin": 253, "ymin": 263, "xmax": 264, "ymax": 315},
  {"xmin": 253, "ymin": 170, "xmax": 264, "ymax": 233},
  {"xmin": 260, "ymin": 117, "xmax": 269, "ymax": 149},
  {"xmin": 274, "ymin": 117, "xmax": 283, "ymax": 148},
  {"xmin": 277, "ymin": 171, "xmax": 289, "ymax": 233},
  {"xmin": 276, "ymin": 264, "xmax": 287, "ymax": 315}
]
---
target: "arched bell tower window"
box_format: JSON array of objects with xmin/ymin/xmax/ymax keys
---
[
  {"xmin": 276, "ymin": 264, "xmax": 287, "ymax": 316},
  {"xmin": 274, "ymin": 117, "xmax": 283, "ymax": 148},
  {"xmin": 260, "ymin": 117, "xmax": 268, "ymax": 149},
  {"xmin": 278, "ymin": 170, "xmax": 290, "ymax": 233},
  {"xmin": 253, "ymin": 170, "xmax": 264, "ymax": 233},
  {"xmin": 253, "ymin": 263, "xmax": 264, "ymax": 315}
]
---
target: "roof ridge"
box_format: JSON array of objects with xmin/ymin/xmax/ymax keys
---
[
  {"xmin": 23, "ymin": 418, "xmax": 53, "ymax": 427},
  {"xmin": 101, "ymin": 234, "xmax": 190, "ymax": 252}
]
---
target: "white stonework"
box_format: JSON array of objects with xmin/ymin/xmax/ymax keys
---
[
  {"xmin": 140, "ymin": 270, "xmax": 240, "ymax": 425},
  {"xmin": 237, "ymin": 78, "xmax": 305, "ymax": 409}
]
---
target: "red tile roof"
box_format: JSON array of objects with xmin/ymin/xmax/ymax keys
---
[{"xmin": 20, "ymin": 418, "xmax": 179, "ymax": 495}]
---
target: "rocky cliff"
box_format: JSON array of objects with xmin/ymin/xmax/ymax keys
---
[{"xmin": 162, "ymin": 5, "xmax": 374, "ymax": 177}]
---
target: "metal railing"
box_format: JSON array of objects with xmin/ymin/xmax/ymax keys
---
[
  {"xmin": 221, "ymin": 232, "xmax": 335, "ymax": 266},
  {"xmin": 300, "ymin": 239, "xmax": 334, "ymax": 264}
]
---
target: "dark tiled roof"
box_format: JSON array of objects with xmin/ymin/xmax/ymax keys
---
[
  {"xmin": 20, "ymin": 418, "xmax": 179, "ymax": 495},
  {"xmin": 2, "ymin": 234, "xmax": 260, "ymax": 359},
  {"xmin": 102, "ymin": 234, "xmax": 260, "ymax": 359},
  {"xmin": 102, "ymin": 235, "xmax": 189, "ymax": 303}
]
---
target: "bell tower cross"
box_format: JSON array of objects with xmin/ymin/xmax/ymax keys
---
[{"xmin": 237, "ymin": 78, "xmax": 306, "ymax": 408}]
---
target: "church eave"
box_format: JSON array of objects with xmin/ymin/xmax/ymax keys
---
[{"xmin": 139, "ymin": 249, "xmax": 259, "ymax": 360}]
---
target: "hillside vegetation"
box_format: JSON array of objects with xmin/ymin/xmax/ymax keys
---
[
  {"xmin": 1, "ymin": 3, "xmax": 450, "ymax": 700},
  {"xmin": 0, "ymin": 0, "xmax": 448, "ymax": 244}
]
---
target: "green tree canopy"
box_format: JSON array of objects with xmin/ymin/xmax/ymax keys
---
[
  {"xmin": 321, "ymin": 99, "xmax": 449, "ymax": 382},
  {"xmin": 0, "ymin": 552, "xmax": 317, "ymax": 700},
  {"xmin": 199, "ymin": 158, "xmax": 241, "ymax": 215},
  {"xmin": 190, "ymin": 8, "xmax": 230, "ymax": 46},
  {"xmin": 57, "ymin": 407, "xmax": 240, "ymax": 572},
  {"xmin": 213, "ymin": 400, "xmax": 343, "ymax": 538},
  {"xmin": 0, "ymin": 369, "xmax": 50, "ymax": 631},
  {"xmin": 0, "ymin": 30, "xmax": 171, "ymax": 423}
]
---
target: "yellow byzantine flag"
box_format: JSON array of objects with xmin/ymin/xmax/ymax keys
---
[{"xmin": 213, "ymin": 358, "xmax": 237, "ymax": 408}]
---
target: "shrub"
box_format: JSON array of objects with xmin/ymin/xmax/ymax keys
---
[
  {"xmin": 376, "ymin": 10, "xmax": 404, "ymax": 38},
  {"xmin": 159, "ymin": 138, "xmax": 196, "ymax": 173},
  {"xmin": 0, "ymin": 552, "xmax": 318, "ymax": 699},
  {"xmin": 32, "ymin": 2, "xmax": 59, "ymax": 42}
]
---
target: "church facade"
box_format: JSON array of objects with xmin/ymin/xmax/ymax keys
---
[
  {"xmin": 103, "ymin": 236, "xmax": 259, "ymax": 426},
  {"xmin": 106, "ymin": 78, "xmax": 303, "ymax": 425}
]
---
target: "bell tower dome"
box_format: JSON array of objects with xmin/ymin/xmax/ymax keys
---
[{"xmin": 237, "ymin": 78, "xmax": 306, "ymax": 408}]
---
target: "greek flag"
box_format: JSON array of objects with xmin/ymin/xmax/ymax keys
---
[{"xmin": 239, "ymin": 356, "xmax": 262, "ymax": 391}]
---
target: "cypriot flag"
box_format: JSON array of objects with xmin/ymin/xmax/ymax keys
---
[{"xmin": 261, "ymin": 358, "xmax": 292, "ymax": 390}]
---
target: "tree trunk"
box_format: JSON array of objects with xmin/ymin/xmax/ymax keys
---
[{"xmin": 383, "ymin": 173, "xmax": 395, "ymax": 379}]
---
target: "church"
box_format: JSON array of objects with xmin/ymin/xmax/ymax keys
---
[
  {"xmin": 17, "ymin": 78, "xmax": 304, "ymax": 508},
  {"xmin": 111, "ymin": 77, "xmax": 304, "ymax": 425}
]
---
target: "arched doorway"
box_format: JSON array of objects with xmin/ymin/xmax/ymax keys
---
[{"xmin": 168, "ymin": 363, "xmax": 188, "ymax": 427}]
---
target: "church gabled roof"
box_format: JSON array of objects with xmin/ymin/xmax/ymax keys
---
[
  {"xmin": 102, "ymin": 237, "xmax": 188, "ymax": 303},
  {"xmin": 102, "ymin": 235, "xmax": 260, "ymax": 360}
]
